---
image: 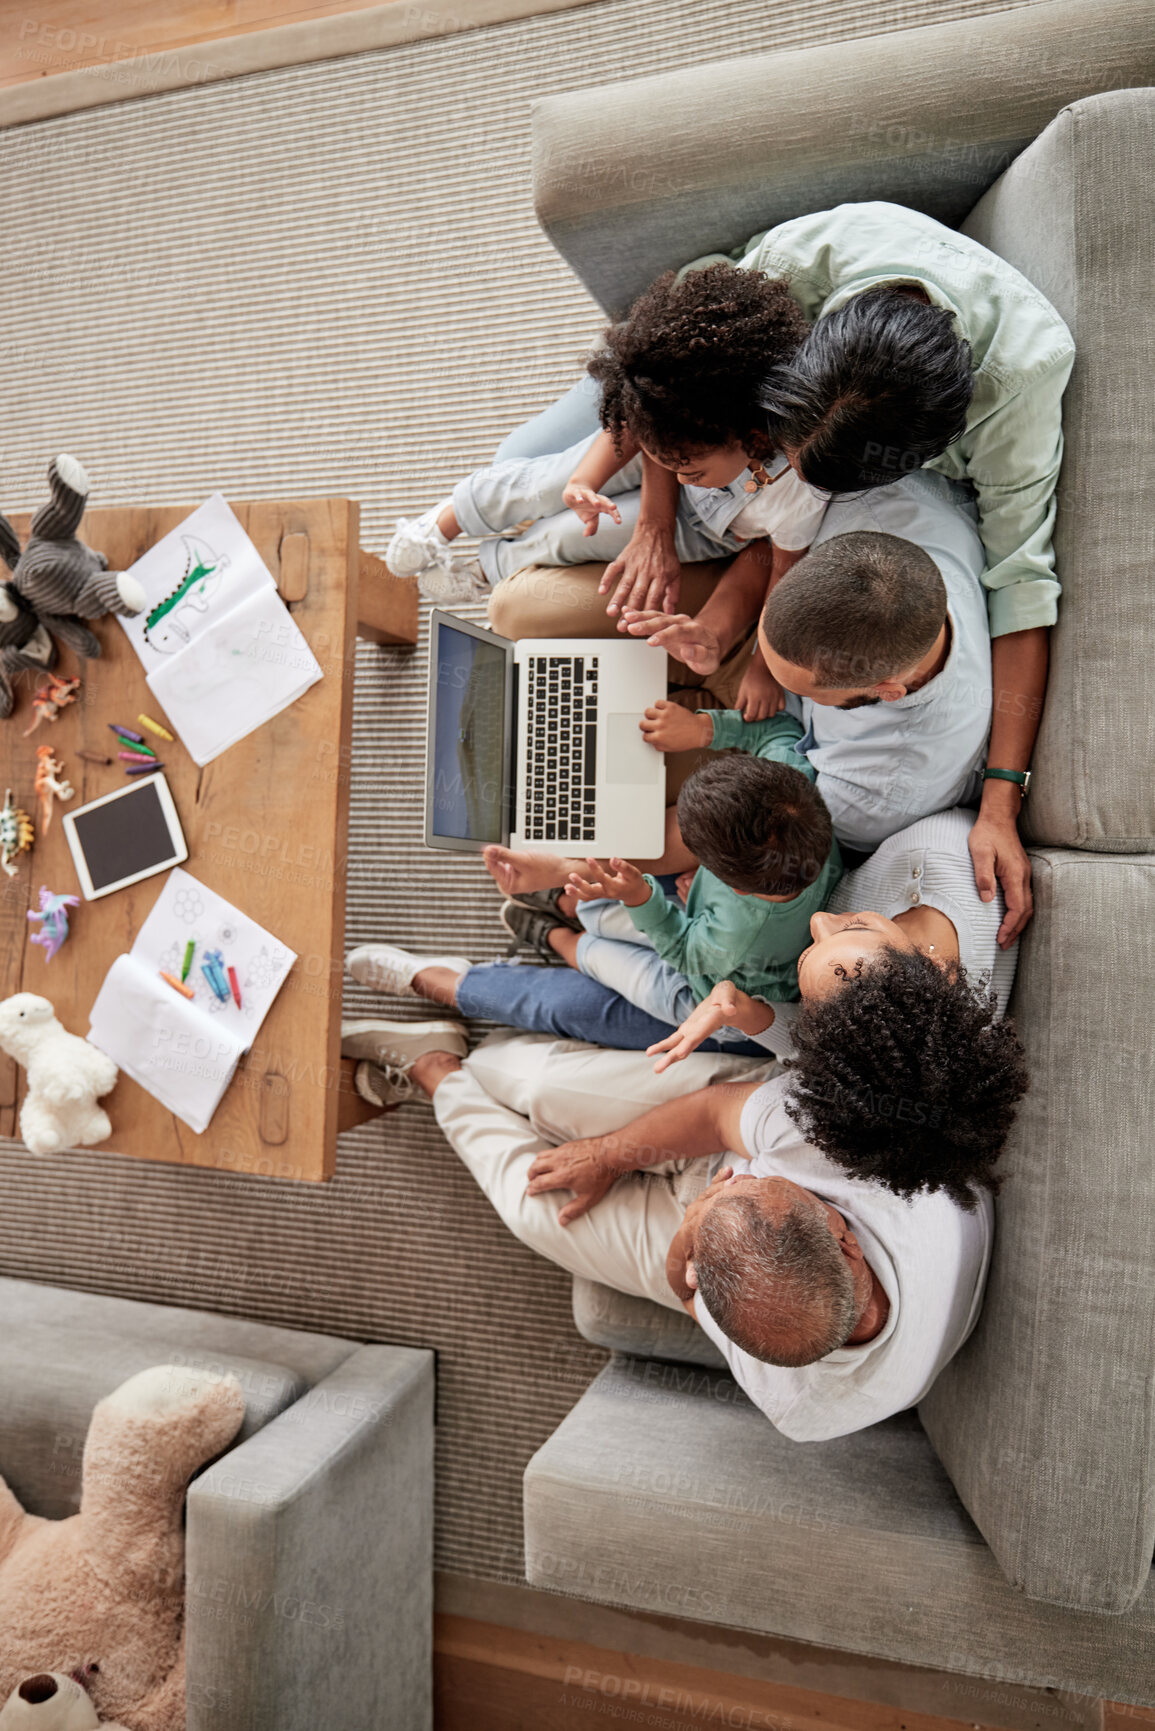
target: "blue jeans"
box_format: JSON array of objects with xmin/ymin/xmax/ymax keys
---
[
  {"xmin": 494, "ymin": 375, "xmax": 602, "ymax": 460},
  {"xmin": 454, "ymin": 960, "xmax": 769, "ymax": 1057}
]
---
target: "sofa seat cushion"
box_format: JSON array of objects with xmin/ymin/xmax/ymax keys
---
[
  {"xmin": 920, "ymin": 849, "xmax": 1155, "ymax": 1612},
  {"xmin": 0, "ymin": 1278, "xmax": 358, "ymax": 1517},
  {"xmin": 525, "ymin": 1357, "xmax": 1155, "ymax": 1703},
  {"xmin": 962, "ymin": 89, "xmax": 1155, "ymax": 850}
]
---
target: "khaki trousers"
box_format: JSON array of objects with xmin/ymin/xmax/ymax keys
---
[{"xmin": 433, "ymin": 1031, "xmax": 775, "ymax": 1313}]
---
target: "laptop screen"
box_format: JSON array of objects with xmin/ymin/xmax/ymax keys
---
[{"xmin": 428, "ymin": 615, "xmax": 511, "ymax": 848}]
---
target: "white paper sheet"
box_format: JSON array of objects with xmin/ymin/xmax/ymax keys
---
[
  {"xmin": 87, "ymin": 869, "xmax": 297, "ymax": 1133},
  {"xmin": 118, "ymin": 494, "xmax": 323, "ymax": 765}
]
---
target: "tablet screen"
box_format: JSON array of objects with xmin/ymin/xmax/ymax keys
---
[{"xmin": 65, "ymin": 776, "xmax": 188, "ymax": 898}]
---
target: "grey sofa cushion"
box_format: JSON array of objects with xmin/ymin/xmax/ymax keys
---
[
  {"xmin": 0, "ymin": 1277, "xmax": 358, "ymax": 1517},
  {"xmin": 531, "ymin": 0, "xmax": 1155, "ymax": 316},
  {"xmin": 961, "ymin": 90, "xmax": 1155, "ymax": 852},
  {"xmin": 571, "ymin": 1277, "xmax": 725, "ymax": 1369},
  {"xmin": 525, "ymin": 1357, "xmax": 1155, "ymax": 1703},
  {"xmin": 920, "ymin": 849, "xmax": 1155, "ymax": 1613}
]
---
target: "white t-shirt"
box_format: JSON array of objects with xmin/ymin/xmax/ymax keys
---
[
  {"xmin": 694, "ymin": 1075, "xmax": 993, "ymax": 1440},
  {"xmin": 728, "ymin": 454, "xmax": 830, "ymax": 550}
]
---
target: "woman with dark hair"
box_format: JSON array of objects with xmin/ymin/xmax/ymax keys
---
[{"xmin": 644, "ymin": 806, "xmax": 1029, "ymax": 1206}]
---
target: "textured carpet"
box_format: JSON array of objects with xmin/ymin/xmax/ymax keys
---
[{"xmin": 0, "ymin": 0, "xmax": 1040, "ymax": 1582}]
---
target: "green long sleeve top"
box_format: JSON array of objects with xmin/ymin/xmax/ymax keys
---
[{"xmin": 627, "ymin": 712, "xmax": 842, "ymax": 1004}]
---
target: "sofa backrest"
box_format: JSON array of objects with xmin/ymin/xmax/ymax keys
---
[
  {"xmin": 531, "ymin": 0, "xmax": 1155, "ymax": 316},
  {"xmin": 0, "ymin": 1278, "xmax": 356, "ymax": 1516}
]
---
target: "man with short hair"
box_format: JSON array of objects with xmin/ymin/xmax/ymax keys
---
[
  {"xmin": 631, "ymin": 469, "xmax": 991, "ymax": 855},
  {"xmin": 407, "ymin": 1029, "xmax": 992, "ymax": 1441}
]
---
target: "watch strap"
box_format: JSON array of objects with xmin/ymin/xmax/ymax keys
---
[{"xmin": 983, "ymin": 767, "xmax": 1031, "ymax": 795}]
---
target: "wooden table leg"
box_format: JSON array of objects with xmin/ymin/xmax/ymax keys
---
[{"xmin": 357, "ymin": 551, "xmax": 418, "ymax": 647}]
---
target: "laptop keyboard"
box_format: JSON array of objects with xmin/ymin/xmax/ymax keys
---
[{"xmin": 524, "ymin": 655, "xmax": 599, "ymax": 843}]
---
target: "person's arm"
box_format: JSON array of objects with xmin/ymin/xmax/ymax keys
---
[
  {"xmin": 524, "ymin": 1078, "xmax": 760, "ymax": 1224},
  {"xmin": 562, "ymin": 428, "xmax": 633, "ymax": 536},
  {"xmin": 600, "ymin": 454, "xmax": 683, "ymax": 619},
  {"xmin": 618, "ymin": 536, "xmax": 775, "ymax": 671},
  {"xmin": 565, "ymin": 855, "xmax": 720, "ymax": 982},
  {"xmin": 969, "ymin": 624, "xmax": 1048, "ymax": 948}
]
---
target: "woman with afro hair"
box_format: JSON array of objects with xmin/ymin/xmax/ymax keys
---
[
  {"xmin": 645, "ymin": 805, "xmax": 1029, "ymax": 1208},
  {"xmin": 385, "ymin": 266, "xmax": 827, "ymax": 721}
]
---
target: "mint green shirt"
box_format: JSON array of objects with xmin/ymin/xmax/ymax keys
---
[
  {"xmin": 627, "ymin": 713, "xmax": 841, "ymax": 1003},
  {"xmin": 688, "ymin": 201, "xmax": 1074, "ymax": 637}
]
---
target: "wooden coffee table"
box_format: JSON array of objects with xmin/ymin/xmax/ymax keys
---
[{"xmin": 0, "ymin": 497, "xmax": 416, "ymax": 1181}]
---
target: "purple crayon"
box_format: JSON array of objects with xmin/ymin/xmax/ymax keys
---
[
  {"xmin": 109, "ymin": 723, "xmax": 145, "ymax": 744},
  {"xmin": 125, "ymin": 762, "xmax": 163, "ymax": 776}
]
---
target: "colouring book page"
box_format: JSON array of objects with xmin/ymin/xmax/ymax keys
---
[
  {"xmin": 131, "ymin": 867, "xmax": 297, "ymax": 1043},
  {"xmin": 119, "ymin": 494, "xmax": 276, "ymax": 674}
]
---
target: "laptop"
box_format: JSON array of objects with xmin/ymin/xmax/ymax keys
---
[{"xmin": 425, "ymin": 609, "xmax": 668, "ymax": 857}]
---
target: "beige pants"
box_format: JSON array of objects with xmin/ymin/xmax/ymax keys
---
[
  {"xmin": 433, "ymin": 1030, "xmax": 776, "ymax": 1313},
  {"xmin": 488, "ymin": 560, "xmax": 758, "ymax": 801}
]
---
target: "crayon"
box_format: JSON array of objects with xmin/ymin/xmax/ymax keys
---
[
  {"xmin": 125, "ymin": 762, "xmax": 163, "ymax": 776},
  {"xmin": 76, "ymin": 750, "xmax": 112, "ymax": 765},
  {"xmin": 160, "ymin": 970, "xmax": 195, "ymax": 1000},
  {"xmin": 181, "ymin": 939, "xmax": 196, "ymax": 983},
  {"xmin": 227, "ymin": 965, "xmax": 242, "ymax": 1010},
  {"xmin": 118, "ymin": 750, "xmax": 156, "ymax": 763},
  {"xmin": 110, "ymin": 723, "xmax": 145, "ymax": 744},
  {"xmin": 138, "ymin": 714, "xmax": 174, "ymax": 741}
]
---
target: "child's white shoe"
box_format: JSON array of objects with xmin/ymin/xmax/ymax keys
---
[
  {"xmin": 418, "ymin": 558, "xmax": 490, "ymax": 605},
  {"xmin": 386, "ymin": 504, "xmax": 457, "ymax": 577}
]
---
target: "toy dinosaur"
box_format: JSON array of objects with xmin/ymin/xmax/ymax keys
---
[
  {"xmin": 21, "ymin": 672, "xmax": 81, "ymax": 737},
  {"xmin": 27, "ymin": 888, "xmax": 79, "ymax": 962},
  {"xmin": 0, "ymin": 455, "xmax": 145, "ymax": 721},
  {"xmin": 0, "ymin": 790, "xmax": 33, "ymax": 878},
  {"xmin": 33, "ymin": 747, "xmax": 73, "ymax": 832}
]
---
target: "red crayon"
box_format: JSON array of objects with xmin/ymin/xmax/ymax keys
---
[{"xmin": 227, "ymin": 966, "xmax": 242, "ymax": 1010}]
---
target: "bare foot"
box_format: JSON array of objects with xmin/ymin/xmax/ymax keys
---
[{"xmin": 482, "ymin": 844, "xmax": 584, "ymax": 897}]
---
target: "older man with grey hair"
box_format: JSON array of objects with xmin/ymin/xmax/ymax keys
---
[{"xmin": 396, "ymin": 1029, "xmax": 993, "ymax": 1442}]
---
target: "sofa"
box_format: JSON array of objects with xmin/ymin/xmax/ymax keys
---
[
  {"xmin": 520, "ymin": 0, "xmax": 1155, "ymax": 1703},
  {"xmin": 0, "ymin": 1277, "xmax": 434, "ymax": 1731}
]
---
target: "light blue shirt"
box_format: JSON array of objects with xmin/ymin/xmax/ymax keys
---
[{"xmin": 784, "ymin": 470, "xmax": 991, "ymax": 853}]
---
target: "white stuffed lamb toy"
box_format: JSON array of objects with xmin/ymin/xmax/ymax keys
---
[{"xmin": 0, "ymin": 995, "xmax": 117, "ymax": 1155}]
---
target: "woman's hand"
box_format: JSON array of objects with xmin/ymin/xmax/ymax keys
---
[
  {"xmin": 736, "ymin": 647, "xmax": 786, "ymax": 722},
  {"xmin": 968, "ymin": 796, "xmax": 1034, "ymax": 947},
  {"xmin": 563, "ymin": 480, "xmax": 622, "ymax": 536},
  {"xmin": 526, "ymin": 1137, "xmax": 619, "ymax": 1225},
  {"xmin": 619, "ymin": 610, "xmax": 723, "ymax": 676},
  {"xmin": 599, "ymin": 527, "xmax": 682, "ymax": 619},
  {"xmin": 639, "ymin": 699, "xmax": 713, "ymax": 754},
  {"xmin": 647, "ymin": 981, "xmax": 774, "ymax": 1073},
  {"xmin": 567, "ymin": 857, "xmax": 652, "ymax": 908}
]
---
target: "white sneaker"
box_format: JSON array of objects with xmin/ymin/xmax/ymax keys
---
[
  {"xmin": 347, "ymin": 943, "xmax": 471, "ymax": 997},
  {"xmin": 342, "ymin": 1017, "xmax": 468, "ymax": 1107},
  {"xmin": 386, "ymin": 504, "xmax": 459, "ymax": 577},
  {"xmin": 417, "ymin": 557, "xmax": 490, "ymax": 605}
]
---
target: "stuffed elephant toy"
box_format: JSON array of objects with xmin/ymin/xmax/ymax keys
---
[{"xmin": 0, "ymin": 455, "xmax": 145, "ymax": 720}]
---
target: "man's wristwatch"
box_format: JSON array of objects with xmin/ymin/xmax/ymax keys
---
[{"xmin": 983, "ymin": 767, "xmax": 1031, "ymax": 798}]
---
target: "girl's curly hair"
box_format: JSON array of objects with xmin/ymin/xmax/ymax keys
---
[
  {"xmin": 783, "ymin": 948, "xmax": 1029, "ymax": 1209},
  {"xmin": 587, "ymin": 265, "xmax": 809, "ymax": 462}
]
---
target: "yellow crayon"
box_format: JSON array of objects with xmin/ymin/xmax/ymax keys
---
[{"xmin": 138, "ymin": 713, "xmax": 174, "ymax": 742}]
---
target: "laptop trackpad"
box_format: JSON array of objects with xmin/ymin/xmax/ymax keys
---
[{"xmin": 605, "ymin": 716, "xmax": 662, "ymax": 784}]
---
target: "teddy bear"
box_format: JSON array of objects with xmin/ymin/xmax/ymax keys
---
[
  {"xmin": 0, "ymin": 455, "xmax": 146, "ymax": 720},
  {"xmin": 0, "ymin": 995, "xmax": 118, "ymax": 1155},
  {"xmin": 0, "ymin": 1365, "xmax": 245, "ymax": 1731}
]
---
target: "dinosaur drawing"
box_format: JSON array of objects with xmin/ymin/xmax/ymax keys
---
[{"xmin": 143, "ymin": 533, "xmax": 229, "ymax": 653}]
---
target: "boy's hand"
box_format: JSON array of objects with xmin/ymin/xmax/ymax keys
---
[
  {"xmin": 526, "ymin": 1136, "xmax": 619, "ymax": 1225},
  {"xmin": 639, "ymin": 699, "xmax": 713, "ymax": 754},
  {"xmin": 647, "ymin": 981, "xmax": 774, "ymax": 1073},
  {"xmin": 563, "ymin": 480, "xmax": 623, "ymax": 536},
  {"xmin": 736, "ymin": 648, "xmax": 786, "ymax": 721},
  {"xmin": 619, "ymin": 611, "xmax": 722, "ymax": 676},
  {"xmin": 567, "ymin": 856, "xmax": 651, "ymax": 908}
]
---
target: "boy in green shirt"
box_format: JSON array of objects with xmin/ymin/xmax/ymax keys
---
[{"xmin": 542, "ymin": 713, "xmax": 840, "ymax": 1038}]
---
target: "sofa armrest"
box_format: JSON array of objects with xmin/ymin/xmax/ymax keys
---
[{"xmin": 185, "ymin": 1344, "xmax": 434, "ymax": 1731}]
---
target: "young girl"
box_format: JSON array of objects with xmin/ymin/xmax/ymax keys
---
[{"xmin": 386, "ymin": 267, "xmax": 830, "ymax": 720}]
